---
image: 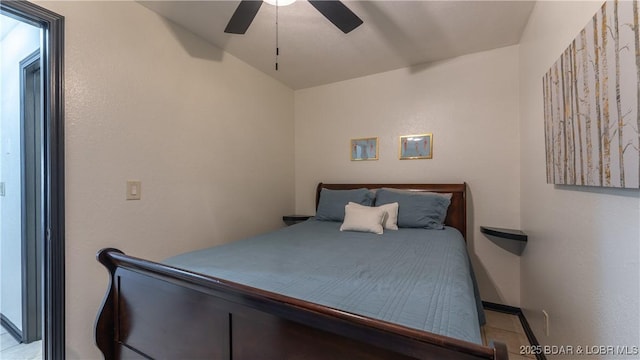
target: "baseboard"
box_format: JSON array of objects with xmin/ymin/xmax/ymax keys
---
[
  {"xmin": 483, "ymin": 301, "xmax": 547, "ymax": 360},
  {"xmin": 0, "ymin": 313, "xmax": 22, "ymax": 343}
]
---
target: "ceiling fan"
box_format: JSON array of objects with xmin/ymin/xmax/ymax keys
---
[{"xmin": 224, "ymin": 0, "xmax": 363, "ymax": 35}]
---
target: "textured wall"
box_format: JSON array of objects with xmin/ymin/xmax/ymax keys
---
[
  {"xmin": 36, "ymin": 1, "xmax": 294, "ymax": 358},
  {"xmin": 294, "ymin": 45, "xmax": 522, "ymax": 306},
  {"xmin": 519, "ymin": 1, "xmax": 639, "ymax": 357}
]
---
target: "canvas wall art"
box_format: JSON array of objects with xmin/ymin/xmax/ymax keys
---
[{"xmin": 543, "ymin": 0, "xmax": 639, "ymax": 188}]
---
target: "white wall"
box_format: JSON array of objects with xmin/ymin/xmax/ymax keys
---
[
  {"xmin": 295, "ymin": 45, "xmax": 522, "ymax": 306},
  {"xmin": 519, "ymin": 1, "xmax": 639, "ymax": 358},
  {"xmin": 36, "ymin": 1, "xmax": 294, "ymax": 358},
  {"xmin": 0, "ymin": 19, "xmax": 41, "ymax": 332}
]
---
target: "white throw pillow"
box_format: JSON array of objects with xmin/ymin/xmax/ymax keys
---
[
  {"xmin": 340, "ymin": 203, "xmax": 386, "ymax": 234},
  {"xmin": 348, "ymin": 202, "xmax": 399, "ymax": 230}
]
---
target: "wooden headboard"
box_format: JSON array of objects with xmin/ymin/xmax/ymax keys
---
[{"xmin": 315, "ymin": 183, "xmax": 467, "ymax": 240}]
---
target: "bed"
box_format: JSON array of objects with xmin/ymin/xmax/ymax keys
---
[{"xmin": 95, "ymin": 183, "xmax": 508, "ymax": 360}]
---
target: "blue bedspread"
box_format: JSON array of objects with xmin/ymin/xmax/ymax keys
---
[{"xmin": 164, "ymin": 219, "xmax": 482, "ymax": 344}]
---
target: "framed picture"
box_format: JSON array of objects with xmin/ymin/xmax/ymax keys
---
[
  {"xmin": 399, "ymin": 133, "xmax": 432, "ymax": 160},
  {"xmin": 351, "ymin": 137, "xmax": 378, "ymax": 161}
]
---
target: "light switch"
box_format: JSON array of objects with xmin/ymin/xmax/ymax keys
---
[{"xmin": 126, "ymin": 180, "xmax": 141, "ymax": 200}]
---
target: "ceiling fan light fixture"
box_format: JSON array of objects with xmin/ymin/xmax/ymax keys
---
[
  {"xmin": 264, "ymin": 0, "xmax": 296, "ymax": 6},
  {"xmin": 225, "ymin": 0, "xmax": 362, "ymax": 35}
]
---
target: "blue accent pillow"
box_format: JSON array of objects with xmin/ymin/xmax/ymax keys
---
[
  {"xmin": 315, "ymin": 188, "xmax": 375, "ymax": 222},
  {"xmin": 374, "ymin": 189, "xmax": 451, "ymax": 229}
]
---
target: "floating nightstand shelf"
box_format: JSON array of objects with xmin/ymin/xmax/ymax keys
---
[{"xmin": 480, "ymin": 226, "xmax": 528, "ymax": 256}]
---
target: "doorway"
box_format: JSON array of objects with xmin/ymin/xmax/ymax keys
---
[
  {"xmin": 0, "ymin": 2, "xmax": 64, "ymax": 359},
  {"xmin": 0, "ymin": 12, "xmax": 42, "ymax": 352}
]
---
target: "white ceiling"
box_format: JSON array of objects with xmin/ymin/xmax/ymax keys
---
[{"xmin": 140, "ymin": 0, "xmax": 535, "ymax": 90}]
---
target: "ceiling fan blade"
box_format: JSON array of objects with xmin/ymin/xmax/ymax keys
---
[
  {"xmin": 225, "ymin": 0, "xmax": 263, "ymax": 34},
  {"xmin": 308, "ymin": 0, "xmax": 363, "ymax": 34}
]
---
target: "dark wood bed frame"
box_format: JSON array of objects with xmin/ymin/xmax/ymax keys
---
[{"xmin": 95, "ymin": 183, "xmax": 508, "ymax": 360}]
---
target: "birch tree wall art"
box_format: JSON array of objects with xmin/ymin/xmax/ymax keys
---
[{"xmin": 543, "ymin": 0, "xmax": 640, "ymax": 188}]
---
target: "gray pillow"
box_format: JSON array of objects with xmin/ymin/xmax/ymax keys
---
[
  {"xmin": 375, "ymin": 189, "xmax": 451, "ymax": 229},
  {"xmin": 315, "ymin": 188, "xmax": 375, "ymax": 222}
]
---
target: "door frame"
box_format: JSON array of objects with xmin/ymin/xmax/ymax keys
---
[
  {"xmin": 0, "ymin": 1, "xmax": 65, "ymax": 359},
  {"xmin": 20, "ymin": 49, "xmax": 43, "ymax": 344}
]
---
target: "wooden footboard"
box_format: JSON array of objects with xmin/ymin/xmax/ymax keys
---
[{"xmin": 95, "ymin": 248, "xmax": 508, "ymax": 360}]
